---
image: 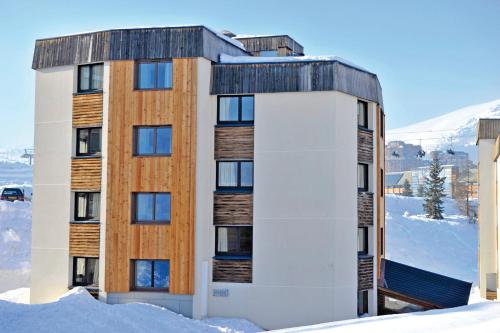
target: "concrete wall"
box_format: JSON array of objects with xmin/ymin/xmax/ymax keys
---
[
  {"xmin": 478, "ymin": 140, "xmax": 497, "ymax": 297},
  {"xmin": 194, "ymin": 91, "xmax": 360, "ymax": 330},
  {"xmin": 107, "ymin": 292, "xmax": 193, "ymax": 317},
  {"xmin": 31, "ymin": 66, "xmax": 74, "ymax": 303}
]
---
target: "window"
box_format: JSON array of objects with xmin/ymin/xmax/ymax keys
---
[
  {"xmin": 358, "ymin": 290, "xmax": 369, "ymax": 316},
  {"xmin": 136, "ymin": 60, "xmax": 172, "ymax": 89},
  {"xmin": 76, "ymin": 128, "xmax": 101, "ymax": 156},
  {"xmin": 75, "ymin": 192, "xmax": 100, "ymax": 221},
  {"xmin": 78, "ymin": 63, "xmax": 103, "ymax": 93},
  {"xmin": 217, "ymin": 161, "xmax": 253, "ymax": 190},
  {"xmin": 134, "ymin": 126, "xmax": 172, "ymax": 156},
  {"xmin": 215, "ymin": 226, "xmax": 252, "ymax": 257},
  {"xmin": 358, "ymin": 100, "xmax": 368, "ymax": 128},
  {"xmin": 358, "ymin": 164, "xmax": 368, "ymax": 191},
  {"xmin": 380, "ymin": 109, "xmax": 385, "ymax": 138},
  {"xmin": 380, "ymin": 227, "xmax": 384, "ymax": 256},
  {"xmin": 380, "ymin": 169, "xmax": 384, "ymax": 197},
  {"xmin": 73, "ymin": 257, "xmax": 99, "ymax": 286},
  {"xmin": 218, "ymin": 96, "xmax": 254, "ymax": 124},
  {"xmin": 358, "ymin": 227, "xmax": 368, "ymax": 255},
  {"xmin": 133, "ymin": 260, "xmax": 170, "ymax": 290},
  {"xmin": 133, "ymin": 193, "xmax": 171, "ymax": 223},
  {"xmin": 259, "ymin": 50, "xmax": 279, "ymax": 57}
]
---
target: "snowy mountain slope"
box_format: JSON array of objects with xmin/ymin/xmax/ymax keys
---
[{"xmin": 387, "ymin": 99, "xmax": 500, "ymax": 161}]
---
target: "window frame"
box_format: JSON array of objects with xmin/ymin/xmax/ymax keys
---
[
  {"xmin": 217, "ymin": 95, "xmax": 255, "ymax": 125},
  {"xmin": 135, "ymin": 59, "xmax": 173, "ymax": 90},
  {"xmin": 357, "ymin": 100, "xmax": 369, "ymax": 129},
  {"xmin": 131, "ymin": 259, "xmax": 170, "ymax": 291},
  {"xmin": 76, "ymin": 127, "xmax": 102, "ymax": 157},
  {"xmin": 133, "ymin": 125, "xmax": 172, "ymax": 156},
  {"xmin": 215, "ymin": 226, "xmax": 253, "ymax": 257},
  {"xmin": 216, "ymin": 160, "xmax": 254, "ymax": 191},
  {"xmin": 77, "ymin": 63, "xmax": 104, "ymax": 93},
  {"xmin": 380, "ymin": 108, "xmax": 385, "ymax": 138},
  {"xmin": 132, "ymin": 192, "xmax": 171, "ymax": 224},
  {"xmin": 74, "ymin": 192, "xmax": 100, "ymax": 222},
  {"xmin": 358, "ymin": 227, "xmax": 368, "ymax": 255},
  {"xmin": 358, "ymin": 163, "xmax": 369, "ymax": 192},
  {"xmin": 358, "ymin": 290, "xmax": 369, "ymax": 316},
  {"xmin": 72, "ymin": 256, "xmax": 99, "ymax": 287}
]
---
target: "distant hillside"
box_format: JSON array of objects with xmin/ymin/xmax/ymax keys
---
[{"xmin": 387, "ymin": 99, "xmax": 500, "ymax": 161}]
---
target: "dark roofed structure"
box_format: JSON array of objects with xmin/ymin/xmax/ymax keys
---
[
  {"xmin": 385, "ymin": 173, "xmax": 404, "ymax": 187},
  {"xmin": 235, "ymin": 35, "xmax": 304, "ymax": 56},
  {"xmin": 379, "ymin": 259, "xmax": 472, "ymax": 313}
]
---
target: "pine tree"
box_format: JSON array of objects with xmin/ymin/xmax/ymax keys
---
[
  {"xmin": 417, "ymin": 184, "xmax": 424, "ymax": 197},
  {"xmin": 401, "ymin": 179, "xmax": 413, "ymax": 197},
  {"xmin": 423, "ymin": 157, "xmax": 446, "ymax": 219}
]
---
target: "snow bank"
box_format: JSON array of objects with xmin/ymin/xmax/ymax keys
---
[
  {"xmin": 385, "ymin": 195, "xmax": 477, "ymax": 284},
  {"xmin": 0, "ymin": 287, "xmax": 30, "ymax": 304},
  {"xmin": 0, "ymin": 200, "xmax": 32, "ymax": 292},
  {"xmin": 0, "ymin": 287, "xmax": 262, "ymax": 333}
]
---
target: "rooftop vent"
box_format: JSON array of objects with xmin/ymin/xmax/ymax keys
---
[{"xmin": 221, "ymin": 30, "xmax": 236, "ymax": 38}]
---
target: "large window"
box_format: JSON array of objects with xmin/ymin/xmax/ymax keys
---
[
  {"xmin": 133, "ymin": 193, "xmax": 171, "ymax": 224},
  {"xmin": 133, "ymin": 260, "xmax": 170, "ymax": 290},
  {"xmin": 217, "ymin": 161, "xmax": 253, "ymax": 190},
  {"xmin": 78, "ymin": 63, "xmax": 103, "ymax": 93},
  {"xmin": 75, "ymin": 192, "xmax": 100, "ymax": 221},
  {"xmin": 218, "ymin": 96, "xmax": 254, "ymax": 124},
  {"xmin": 76, "ymin": 128, "xmax": 101, "ymax": 156},
  {"xmin": 358, "ymin": 290, "xmax": 369, "ymax": 316},
  {"xmin": 134, "ymin": 126, "xmax": 172, "ymax": 156},
  {"xmin": 136, "ymin": 60, "xmax": 172, "ymax": 90},
  {"xmin": 73, "ymin": 257, "xmax": 99, "ymax": 287},
  {"xmin": 358, "ymin": 100, "xmax": 368, "ymax": 129},
  {"xmin": 215, "ymin": 226, "xmax": 252, "ymax": 257},
  {"xmin": 358, "ymin": 163, "xmax": 368, "ymax": 192},
  {"xmin": 358, "ymin": 227, "xmax": 368, "ymax": 255}
]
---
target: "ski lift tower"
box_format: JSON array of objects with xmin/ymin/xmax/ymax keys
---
[{"xmin": 21, "ymin": 148, "xmax": 34, "ymax": 166}]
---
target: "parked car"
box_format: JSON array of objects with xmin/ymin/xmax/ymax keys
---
[{"xmin": 1, "ymin": 188, "xmax": 25, "ymax": 201}]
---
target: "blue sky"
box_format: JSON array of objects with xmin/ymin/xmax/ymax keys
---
[{"xmin": 1, "ymin": 0, "xmax": 499, "ymax": 148}]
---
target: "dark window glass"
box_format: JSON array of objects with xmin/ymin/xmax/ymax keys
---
[
  {"xmin": 137, "ymin": 61, "xmax": 172, "ymax": 89},
  {"xmin": 134, "ymin": 260, "xmax": 170, "ymax": 289},
  {"xmin": 358, "ymin": 164, "xmax": 368, "ymax": 191},
  {"xmin": 133, "ymin": 193, "xmax": 171, "ymax": 223},
  {"xmin": 381, "ymin": 169, "xmax": 384, "ymax": 197},
  {"xmin": 216, "ymin": 226, "xmax": 252, "ymax": 257},
  {"xmin": 380, "ymin": 227, "xmax": 384, "ymax": 256},
  {"xmin": 218, "ymin": 96, "xmax": 254, "ymax": 123},
  {"xmin": 77, "ymin": 128, "xmax": 101, "ymax": 156},
  {"xmin": 358, "ymin": 227, "xmax": 368, "ymax": 254},
  {"xmin": 75, "ymin": 192, "xmax": 100, "ymax": 221},
  {"xmin": 380, "ymin": 109, "xmax": 385, "ymax": 138},
  {"xmin": 73, "ymin": 257, "xmax": 99, "ymax": 286},
  {"xmin": 78, "ymin": 63, "xmax": 103, "ymax": 92},
  {"xmin": 217, "ymin": 161, "xmax": 253, "ymax": 189},
  {"xmin": 135, "ymin": 126, "xmax": 172, "ymax": 156},
  {"xmin": 358, "ymin": 100, "xmax": 368, "ymax": 128},
  {"xmin": 358, "ymin": 290, "xmax": 368, "ymax": 315}
]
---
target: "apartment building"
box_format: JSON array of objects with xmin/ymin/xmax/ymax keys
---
[
  {"xmin": 31, "ymin": 26, "xmax": 385, "ymax": 330},
  {"xmin": 476, "ymin": 119, "xmax": 500, "ymax": 300}
]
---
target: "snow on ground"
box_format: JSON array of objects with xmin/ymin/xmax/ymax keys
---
[
  {"xmin": 0, "ymin": 200, "xmax": 32, "ymax": 292},
  {"xmin": 0, "ymin": 287, "xmax": 262, "ymax": 333},
  {"xmin": 0, "ymin": 287, "xmax": 30, "ymax": 304}
]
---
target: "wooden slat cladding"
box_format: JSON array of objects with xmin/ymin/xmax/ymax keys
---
[
  {"xmin": 71, "ymin": 158, "xmax": 101, "ymax": 190},
  {"xmin": 210, "ymin": 62, "xmax": 383, "ymax": 106},
  {"xmin": 358, "ymin": 192, "xmax": 374, "ymax": 226},
  {"xmin": 69, "ymin": 223, "xmax": 100, "ymax": 257},
  {"xmin": 477, "ymin": 119, "xmax": 500, "ymax": 142},
  {"xmin": 358, "ymin": 255, "xmax": 374, "ymax": 290},
  {"xmin": 235, "ymin": 35, "xmax": 304, "ymax": 55},
  {"xmin": 358, "ymin": 128, "xmax": 373, "ymax": 163},
  {"xmin": 105, "ymin": 59, "xmax": 197, "ymax": 295},
  {"xmin": 214, "ymin": 193, "xmax": 253, "ymax": 225},
  {"xmin": 73, "ymin": 93, "xmax": 103, "ymax": 127},
  {"xmin": 486, "ymin": 290, "xmax": 497, "ymax": 300},
  {"xmin": 213, "ymin": 259, "xmax": 252, "ymax": 283},
  {"xmin": 214, "ymin": 126, "xmax": 254, "ymax": 160}
]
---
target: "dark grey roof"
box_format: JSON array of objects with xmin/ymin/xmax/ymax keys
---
[
  {"xmin": 210, "ymin": 61, "xmax": 383, "ymax": 105},
  {"xmin": 32, "ymin": 26, "xmax": 248, "ymax": 69},
  {"xmin": 385, "ymin": 173, "xmax": 404, "ymax": 187},
  {"xmin": 381, "ymin": 259, "xmax": 472, "ymax": 308}
]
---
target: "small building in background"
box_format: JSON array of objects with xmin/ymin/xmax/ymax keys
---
[
  {"xmin": 385, "ymin": 141, "xmax": 427, "ymax": 173},
  {"xmin": 410, "ymin": 165, "xmax": 458, "ymax": 198},
  {"xmin": 385, "ymin": 171, "xmax": 412, "ymax": 195}
]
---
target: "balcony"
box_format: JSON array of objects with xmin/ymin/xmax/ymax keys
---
[
  {"xmin": 358, "ymin": 127, "xmax": 373, "ymax": 163},
  {"xmin": 213, "ymin": 259, "xmax": 252, "ymax": 283},
  {"xmin": 358, "ymin": 254, "xmax": 374, "ymax": 290},
  {"xmin": 358, "ymin": 192, "xmax": 374, "ymax": 226}
]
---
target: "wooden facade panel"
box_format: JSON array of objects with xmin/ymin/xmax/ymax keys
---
[
  {"xmin": 214, "ymin": 193, "xmax": 253, "ymax": 225},
  {"xmin": 71, "ymin": 158, "xmax": 101, "ymax": 190},
  {"xmin": 214, "ymin": 126, "xmax": 254, "ymax": 160},
  {"xmin": 73, "ymin": 93, "xmax": 103, "ymax": 127},
  {"xmin": 358, "ymin": 192, "xmax": 374, "ymax": 227},
  {"xmin": 358, "ymin": 255, "xmax": 374, "ymax": 290},
  {"xmin": 358, "ymin": 128, "xmax": 373, "ymax": 163},
  {"xmin": 69, "ymin": 223, "xmax": 100, "ymax": 257},
  {"xmin": 105, "ymin": 59, "xmax": 197, "ymax": 295},
  {"xmin": 213, "ymin": 259, "xmax": 252, "ymax": 283}
]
